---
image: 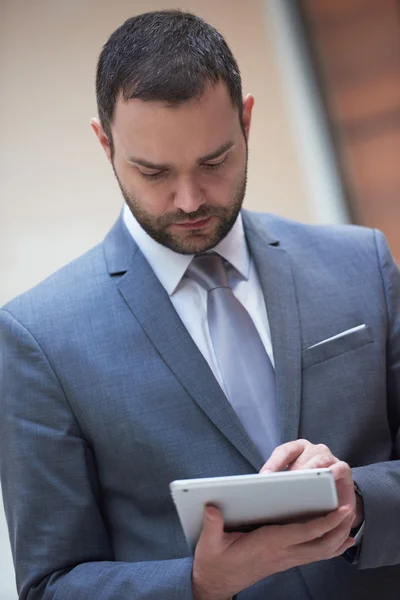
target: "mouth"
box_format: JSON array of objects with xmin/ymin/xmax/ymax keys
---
[{"xmin": 172, "ymin": 217, "xmax": 213, "ymax": 230}]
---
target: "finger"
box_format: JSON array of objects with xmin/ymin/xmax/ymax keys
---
[
  {"xmin": 260, "ymin": 440, "xmax": 309, "ymax": 473},
  {"xmin": 312, "ymin": 513, "xmax": 354, "ymax": 548},
  {"xmin": 298, "ymin": 513, "xmax": 355, "ymax": 559},
  {"xmin": 316, "ymin": 514, "xmax": 355, "ymax": 558},
  {"xmin": 331, "ymin": 519, "xmax": 355, "ymax": 554},
  {"xmin": 329, "ymin": 461, "xmax": 352, "ymax": 483},
  {"xmin": 197, "ymin": 505, "xmax": 225, "ymax": 548},
  {"xmin": 288, "ymin": 504, "xmax": 353, "ymax": 545},
  {"xmin": 329, "ymin": 462, "xmax": 356, "ymax": 504},
  {"xmin": 332, "ymin": 537, "xmax": 356, "ymax": 557},
  {"xmin": 290, "ymin": 453, "xmax": 339, "ymax": 471}
]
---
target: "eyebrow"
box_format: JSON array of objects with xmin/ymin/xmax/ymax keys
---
[{"xmin": 128, "ymin": 140, "xmax": 235, "ymax": 171}]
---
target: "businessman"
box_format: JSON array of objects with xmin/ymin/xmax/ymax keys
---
[{"xmin": 1, "ymin": 10, "xmax": 400, "ymax": 600}]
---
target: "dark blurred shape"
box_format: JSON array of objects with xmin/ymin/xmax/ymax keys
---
[{"xmin": 298, "ymin": 0, "xmax": 400, "ymax": 262}]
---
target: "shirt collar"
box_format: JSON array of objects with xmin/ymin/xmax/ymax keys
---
[{"xmin": 122, "ymin": 204, "xmax": 250, "ymax": 296}]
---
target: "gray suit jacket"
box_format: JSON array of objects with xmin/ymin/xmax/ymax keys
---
[{"xmin": 1, "ymin": 210, "xmax": 400, "ymax": 599}]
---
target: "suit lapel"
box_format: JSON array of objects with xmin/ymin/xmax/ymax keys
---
[
  {"xmin": 103, "ymin": 215, "xmax": 264, "ymax": 471},
  {"xmin": 243, "ymin": 211, "xmax": 302, "ymax": 444}
]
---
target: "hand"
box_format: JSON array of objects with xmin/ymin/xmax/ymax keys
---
[
  {"xmin": 192, "ymin": 503, "xmax": 355, "ymax": 600},
  {"xmin": 260, "ymin": 439, "xmax": 363, "ymax": 529}
]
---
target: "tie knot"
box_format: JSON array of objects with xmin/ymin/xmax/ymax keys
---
[{"xmin": 187, "ymin": 253, "xmax": 230, "ymax": 292}]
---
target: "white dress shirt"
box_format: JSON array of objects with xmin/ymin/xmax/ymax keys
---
[{"xmin": 123, "ymin": 204, "xmax": 274, "ymax": 397}]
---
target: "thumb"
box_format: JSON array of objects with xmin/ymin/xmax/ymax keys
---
[{"xmin": 199, "ymin": 505, "xmax": 224, "ymax": 543}]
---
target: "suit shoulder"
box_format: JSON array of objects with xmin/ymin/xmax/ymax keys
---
[
  {"xmin": 1, "ymin": 242, "xmax": 106, "ymax": 328},
  {"xmin": 242, "ymin": 210, "xmax": 389, "ymax": 280},
  {"xmin": 245, "ymin": 210, "xmax": 377, "ymax": 253}
]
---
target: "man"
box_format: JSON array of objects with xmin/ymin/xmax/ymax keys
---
[{"xmin": 1, "ymin": 9, "xmax": 399, "ymax": 600}]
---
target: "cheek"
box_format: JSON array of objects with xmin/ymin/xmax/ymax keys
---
[
  {"xmin": 117, "ymin": 165, "xmax": 171, "ymax": 215},
  {"xmin": 143, "ymin": 184, "xmax": 187, "ymax": 220},
  {"xmin": 136, "ymin": 185, "xmax": 172, "ymax": 216},
  {"xmin": 205, "ymin": 153, "xmax": 246, "ymax": 199},
  {"xmin": 201, "ymin": 171, "xmax": 241, "ymax": 203}
]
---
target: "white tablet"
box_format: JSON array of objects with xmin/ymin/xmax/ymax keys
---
[{"xmin": 170, "ymin": 468, "xmax": 338, "ymax": 552}]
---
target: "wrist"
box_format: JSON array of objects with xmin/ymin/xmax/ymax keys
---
[
  {"xmin": 192, "ymin": 571, "xmax": 221, "ymax": 600},
  {"xmin": 192, "ymin": 586, "xmax": 231, "ymax": 600},
  {"xmin": 192, "ymin": 577, "xmax": 233, "ymax": 600}
]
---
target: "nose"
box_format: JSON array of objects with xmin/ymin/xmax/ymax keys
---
[{"xmin": 173, "ymin": 176, "xmax": 205, "ymax": 213}]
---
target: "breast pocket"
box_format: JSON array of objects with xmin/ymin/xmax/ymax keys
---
[{"xmin": 302, "ymin": 325, "xmax": 373, "ymax": 370}]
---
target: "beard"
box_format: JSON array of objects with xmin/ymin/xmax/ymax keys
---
[{"xmin": 113, "ymin": 164, "xmax": 248, "ymax": 255}]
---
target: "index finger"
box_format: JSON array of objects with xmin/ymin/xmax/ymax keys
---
[{"xmin": 260, "ymin": 439, "xmax": 309, "ymax": 473}]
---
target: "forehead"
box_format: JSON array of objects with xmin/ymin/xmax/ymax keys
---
[{"xmin": 112, "ymin": 81, "xmax": 239, "ymax": 161}]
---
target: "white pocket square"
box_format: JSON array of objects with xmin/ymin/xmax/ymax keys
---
[{"xmin": 308, "ymin": 324, "xmax": 367, "ymax": 350}]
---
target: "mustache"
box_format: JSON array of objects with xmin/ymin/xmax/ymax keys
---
[{"xmin": 160, "ymin": 205, "xmax": 225, "ymax": 226}]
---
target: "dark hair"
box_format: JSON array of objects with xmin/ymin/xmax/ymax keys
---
[{"xmin": 95, "ymin": 10, "xmax": 243, "ymax": 149}]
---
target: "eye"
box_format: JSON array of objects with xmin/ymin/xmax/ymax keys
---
[
  {"xmin": 138, "ymin": 169, "xmax": 167, "ymax": 181},
  {"xmin": 202, "ymin": 157, "xmax": 228, "ymax": 172}
]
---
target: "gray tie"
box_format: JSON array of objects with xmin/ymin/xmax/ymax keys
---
[{"xmin": 187, "ymin": 253, "xmax": 279, "ymax": 460}]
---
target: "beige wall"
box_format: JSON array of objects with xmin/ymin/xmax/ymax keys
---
[{"xmin": 0, "ymin": 1, "xmax": 315, "ymax": 596}]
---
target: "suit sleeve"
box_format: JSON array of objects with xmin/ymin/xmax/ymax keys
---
[
  {"xmin": 0, "ymin": 309, "xmax": 194, "ymax": 599},
  {"xmin": 351, "ymin": 229, "xmax": 400, "ymax": 569}
]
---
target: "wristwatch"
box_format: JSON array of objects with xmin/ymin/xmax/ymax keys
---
[
  {"xmin": 351, "ymin": 481, "xmax": 364, "ymax": 534},
  {"xmin": 354, "ymin": 481, "xmax": 363, "ymax": 500},
  {"xmin": 343, "ymin": 481, "xmax": 364, "ymax": 563}
]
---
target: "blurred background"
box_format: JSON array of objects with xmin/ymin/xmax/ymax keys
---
[{"xmin": 1, "ymin": 0, "xmax": 399, "ymax": 597}]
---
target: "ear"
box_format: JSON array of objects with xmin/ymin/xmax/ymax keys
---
[
  {"xmin": 90, "ymin": 118, "xmax": 113, "ymax": 163},
  {"xmin": 241, "ymin": 94, "xmax": 254, "ymax": 140}
]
